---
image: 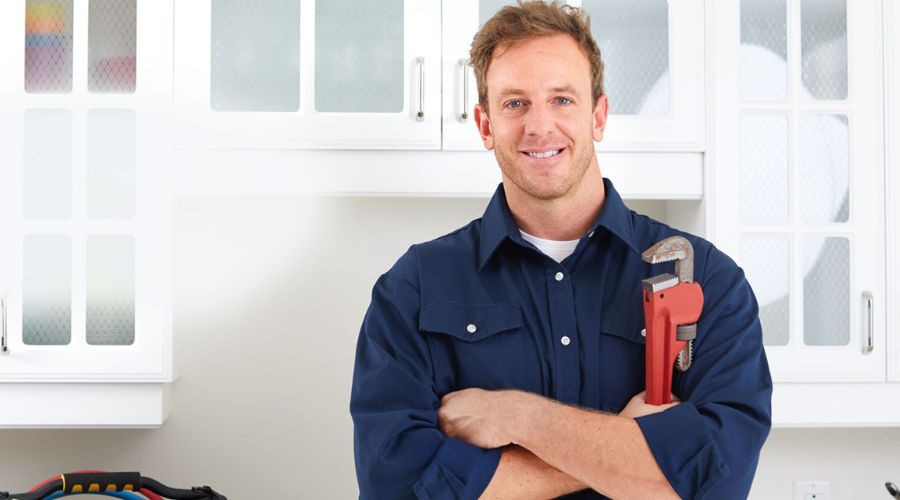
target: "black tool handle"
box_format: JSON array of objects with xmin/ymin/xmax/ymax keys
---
[{"xmin": 62, "ymin": 472, "xmax": 142, "ymax": 494}]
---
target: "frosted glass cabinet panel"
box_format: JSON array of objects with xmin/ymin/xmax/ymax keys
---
[
  {"xmin": 88, "ymin": 0, "xmax": 136, "ymax": 93},
  {"xmin": 802, "ymin": 237, "xmax": 850, "ymax": 346},
  {"xmin": 210, "ymin": 0, "xmax": 300, "ymax": 112},
  {"xmin": 175, "ymin": 0, "xmax": 441, "ymax": 149},
  {"xmin": 24, "ymin": 0, "xmax": 74, "ymax": 93},
  {"xmin": 23, "ymin": 109, "xmax": 71, "ymax": 219},
  {"xmin": 86, "ymin": 235, "xmax": 135, "ymax": 346},
  {"xmin": 799, "ymin": 114, "xmax": 849, "ymax": 224},
  {"xmin": 712, "ymin": 0, "xmax": 884, "ymax": 382},
  {"xmin": 23, "ymin": 235, "xmax": 72, "ymax": 346},
  {"xmin": 315, "ymin": 0, "xmax": 404, "ymax": 113},
  {"xmin": 740, "ymin": 0, "xmax": 787, "ymax": 100},
  {"xmin": 87, "ymin": 110, "xmax": 136, "ymax": 219},
  {"xmin": 442, "ymin": 0, "xmax": 703, "ymax": 151},
  {"xmin": 741, "ymin": 236, "xmax": 790, "ymax": 346},
  {"xmin": 800, "ymin": 0, "xmax": 846, "ymax": 101},
  {"xmin": 583, "ymin": 0, "xmax": 669, "ymax": 115},
  {"xmin": 739, "ymin": 113, "xmax": 789, "ymax": 225}
]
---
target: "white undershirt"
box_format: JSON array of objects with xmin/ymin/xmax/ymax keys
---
[{"xmin": 519, "ymin": 230, "xmax": 580, "ymax": 263}]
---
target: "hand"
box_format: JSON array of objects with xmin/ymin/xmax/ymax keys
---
[
  {"xmin": 619, "ymin": 391, "xmax": 680, "ymax": 419},
  {"xmin": 438, "ymin": 388, "xmax": 524, "ymax": 449}
]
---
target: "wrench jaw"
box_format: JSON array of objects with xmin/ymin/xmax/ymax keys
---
[
  {"xmin": 641, "ymin": 273, "xmax": 679, "ymax": 293},
  {"xmin": 675, "ymin": 324, "xmax": 697, "ymax": 371},
  {"xmin": 641, "ymin": 236, "xmax": 695, "ymax": 283},
  {"xmin": 675, "ymin": 339, "xmax": 693, "ymax": 371}
]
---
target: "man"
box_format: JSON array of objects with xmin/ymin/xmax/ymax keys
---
[{"xmin": 350, "ymin": 2, "xmax": 772, "ymax": 498}]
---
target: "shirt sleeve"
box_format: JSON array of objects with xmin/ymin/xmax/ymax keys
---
[
  {"xmin": 350, "ymin": 254, "xmax": 502, "ymax": 500},
  {"xmin": 635, "ymin": 251, "xmax": 773, "ymax": 499}
]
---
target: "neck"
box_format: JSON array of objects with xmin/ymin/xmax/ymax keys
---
[{"xmin": 505, "ymin": 160, "xmax": 606, "ymax": 241}]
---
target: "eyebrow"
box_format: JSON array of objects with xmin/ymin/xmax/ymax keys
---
[
  {"xmin": 495, "ymin": 85, "xmax": 581, "ymax": 102},
  {"xmin": 550, "ymin": 85, "xmax": 579, "ymax": 95},
  {"xmin": 495, "ymin": 88, "xmax": 526, "ymax": 102}
]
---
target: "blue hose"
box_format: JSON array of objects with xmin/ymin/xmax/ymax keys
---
[{"xmin": 43, "ymin": 490, "xmax": 144, "ymax": 499}]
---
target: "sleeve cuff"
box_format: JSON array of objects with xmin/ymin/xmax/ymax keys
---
[
  {"xmin": 636, "ymin": 402, "xmax": 730, "ymax": 499},
  {"xmin": 413, "ymin": 437, "xmax": 502, "ymax": 500}
]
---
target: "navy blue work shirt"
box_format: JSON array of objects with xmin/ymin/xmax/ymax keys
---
[{"xmin": 350, "ymin": 178, "xmax": 772, "ymax": 499}]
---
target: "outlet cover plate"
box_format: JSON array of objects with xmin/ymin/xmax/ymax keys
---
[{"xmin": 794, "ymin": 480, "xmax": 832, "ymax": 500}]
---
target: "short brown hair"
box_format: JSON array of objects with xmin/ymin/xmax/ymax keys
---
[{"xmin": 469, "ymin": 0, "xmax": 605, "ymax": 113}]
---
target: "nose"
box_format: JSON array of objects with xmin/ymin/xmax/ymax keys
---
[{"xmin": 522, "ymin": 102, "xmax": 557, "ymax": 138}]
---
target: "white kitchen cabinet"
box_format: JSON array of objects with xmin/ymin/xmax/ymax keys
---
[
  {"xmin": 172, "ymin": 0, "xmax": 704, "ymax": 197},
  {"xmin": 442, "ymin": 0, "xmax": 705, "ymax": 152},
  {"xmin": 888, "ymin": 0, "xmax": 900, "ymax": 384},
  {"xmin": 174, "ymin": 0, "xmax": 441, "ymax": 150},
  {"xmin": 0, "ymin": 0, "xmax": 173, "ymax": 427},
  {"xmin": 709, "ymin": 0, "xmax": 885, "ymax": 383}
]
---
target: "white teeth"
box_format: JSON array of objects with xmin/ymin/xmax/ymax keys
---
[{"xmin": 528, "ymin": 149, "xmax": 561, "ymax": 159}]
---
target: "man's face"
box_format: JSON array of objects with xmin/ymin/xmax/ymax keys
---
[{"xmin": 474, "ymin": 34, "xmax": 608, "ymax": 202}]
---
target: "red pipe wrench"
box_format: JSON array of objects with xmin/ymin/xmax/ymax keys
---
[{"xmin": 641, "ymin": 236, "xmax": 704, "ymax": 406}]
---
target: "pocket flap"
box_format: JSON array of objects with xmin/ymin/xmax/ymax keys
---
[
  {"xmin": 419, "ymin": 302, "xmax": 524, "ymax": 342},
  {"xmin": 599, "ymin": 309, "xmax": 646, "ymax": 345}
]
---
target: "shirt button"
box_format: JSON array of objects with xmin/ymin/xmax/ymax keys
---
[
  {"xmin": 561, "ymin": 336, "xmax": 571, "ymax": 346},
  {"xmin": 466, "ymin": 324, "xmax": 477, "ymax": 334},
  {"xmin": 555, "ymin": 272, "xmax": 564, "ymax": 282}
]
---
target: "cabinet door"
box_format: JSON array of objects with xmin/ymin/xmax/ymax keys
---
[
  {"xmin": 174, "ymin": 0, "xmax": 441, "ymax": 150},
  {"xmin": 710, "ymin": 0, "xmax": 885, "ymax": 382},
  {"xmin": 442, "ymin": 0, "xmax": 704, "ymax": 152},
  {"xmin": 0, "ymin": 0, "xmax": 172, "ymax": 382},
  {"xmin": 888, "ymin": 0, "xmax": 900, "ymax": 383}
]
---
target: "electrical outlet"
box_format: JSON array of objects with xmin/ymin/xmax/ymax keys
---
[{"xmin": 794, "ymin": 480, "xmax": 831, "ymax": 500}]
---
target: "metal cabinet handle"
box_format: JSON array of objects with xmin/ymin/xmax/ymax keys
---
[
  {"xmin": 416, "ymin": 57, "xmax": 425, "ymax": 121},
  {"xmin": 460, "ymin": 58, "xmax": 470, "ymax": 122},
  {"xmin": 1, "ymin": 297, "xmax": 7, "ymax": 353},
  {"xmin": 863, "ymin": 291, "xmax": 874, "ymax": 353}
]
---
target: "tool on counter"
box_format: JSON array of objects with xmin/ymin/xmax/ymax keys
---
[
  {"xmin": 887, "ymin": 482, "xmax": 900, "ymax": 499},
  {"xmin": 0, "ymin": 471, "xmax": 226, "ymax": 500},
  {"xmin": 641, "ymin": 236, "xmax": 704, "ymax": 406}
]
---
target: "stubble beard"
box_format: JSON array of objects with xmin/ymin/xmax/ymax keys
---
[{"xmin": 495, "ymin": 139, "xmax": 595, "ymax": 202}]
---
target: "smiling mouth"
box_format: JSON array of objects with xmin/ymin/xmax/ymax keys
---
[{"xmin": 523, "ymin": 148, "xmax": 564, "ymax": 159}]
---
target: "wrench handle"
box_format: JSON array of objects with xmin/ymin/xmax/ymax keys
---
[{"xmin": 642, "ymin": 281, "xmax": 703, "ymax": 406}]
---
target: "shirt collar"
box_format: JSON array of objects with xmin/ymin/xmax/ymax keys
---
[{"xmin": 478, "ymin": 177, "xmax": 639, "ymax": 271}]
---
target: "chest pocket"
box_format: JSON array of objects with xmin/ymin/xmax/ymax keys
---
[
  {"xmin": 596, "ymin": 309, "xmax": 646, "ymax": 412},
  {"xmin": 419, "ymin": 302, "xmax": 527, "ymax": 394}
]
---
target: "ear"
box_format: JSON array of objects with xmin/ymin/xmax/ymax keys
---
[
  {"xmin": 473, "ymin": 103, "xmax": 494, "ymax": 150},
  {"xmin": 591, "ymin": 94, "xmax": 609, "ymax": 142}
]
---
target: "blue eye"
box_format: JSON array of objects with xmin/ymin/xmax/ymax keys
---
[
  {"xmin": 505, "ymin": 99, "xmax": 524, "ymax": 109},
  {"xmin": 556, "ymin": 97, "xmax": 572, "ymax": 105}
]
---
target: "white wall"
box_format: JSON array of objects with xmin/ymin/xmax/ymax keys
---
[
  {"xmin": 751, "ymin": 428, "xmax": 900, "ymax": 499},
  {"xmin": 0, "ymin": 195, "xmax": 897, "ymax": 499}
]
